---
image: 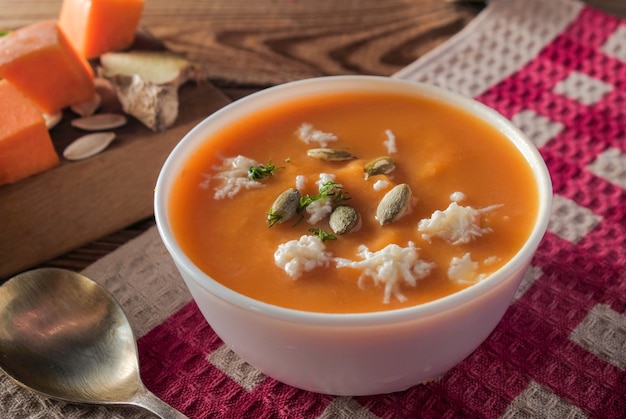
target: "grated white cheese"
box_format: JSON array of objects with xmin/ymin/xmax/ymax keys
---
[
  {"xmin": 297, "ymin": 123, "xmax": 338, "ymax": 147},
  {"xmin": 418, "ymin": 202, "xmax": 502, "ymax": 245},
  {"xmin": 306, "ymin": 200, "xmax": 333, "ymax": 224},
  {"xmin": 383, "ymin": 129, "xmax": 397, "ymax": 154},
  {"xmin": 305, "ymin": 173, "xmax": 339, "ymax": 224},
  {"xmin": 274, "ymin": 235, "xmax": 333, "ymax": 279},
  {"xmin": 316, "ymin": 172, "xmax": 336, "ymax": 188},
  {"xmin": 335, "ymin": 242, "xmax": 435, "ymax": 304},
  {"xmin": 449, "ymin": 191, "xmax": 466, "ymax": 202},
  {"xmin": 373, "ymin": 179, "xmax": 390, "ymax": 191},
  {"xmin": 295, "ymin": 175, "xmax": 307, "ymax": 191},
  {"xmin": 448, "ymin": 253, "xmax": 486, "ymax": 284},
  {"xmin": 484, "ymin": 255, "xmax": 499, "ymax": 265},
  {"xmin": 210, "ymin": 155, "xmax": 264, "ymax": 199},
  {"xmin": 199, "ymin": 173, "xmax": 212, "ymax": 190}
]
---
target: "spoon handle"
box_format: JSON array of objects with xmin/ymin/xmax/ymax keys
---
[{"xmin": 130, "ymin": 388, "xmax": 189, "ymax": 419}]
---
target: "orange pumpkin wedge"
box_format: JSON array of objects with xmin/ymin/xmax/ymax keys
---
[
  {"xmin": 0, "ymin": 80, "xmax": 59, "ymax": 185},
  {"xmin": 0, "ymin": 20, "xmax": 95, "ymax": 115},
  {"xmin": 59, "ymin": 0, "xmax": 145, "ymax": 59}
]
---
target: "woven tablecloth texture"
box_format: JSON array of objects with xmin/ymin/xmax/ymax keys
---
[{"xmin": 2, "ymin": 0, "xmax": 625, "ymax": 417}]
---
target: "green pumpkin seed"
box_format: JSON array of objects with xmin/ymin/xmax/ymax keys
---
[
  {"xmin": 307, "ymin": 148, "xmax": 357, "ymax": 161},
  {"xmin": 268, "ymin": 188, "xmax": 301, "ymax": 226},
  {"xmin": 364, "ymin": 156, "xmax": 395, "ymax": 179},
  {"xmin": 329, "ymin": 205, "xmax": 360, "ymax": 234},
  {"xmin": 376, "ymin": 183, "xmax": 413, "ymax": 225}
]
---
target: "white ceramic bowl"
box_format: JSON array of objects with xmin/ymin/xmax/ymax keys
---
[{"xmin": 154, "ymin": 76, "xmax": 552, "ymax": 396}]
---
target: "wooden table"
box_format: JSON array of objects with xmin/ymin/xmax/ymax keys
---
[{"xmin": 1, "ymin": 0, "xmax": 625, "ymax": 280}]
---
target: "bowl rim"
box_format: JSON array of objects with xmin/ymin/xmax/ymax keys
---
[{"xmin": 154, "ymin": 75, "xmax": 552, "ymax": 327}]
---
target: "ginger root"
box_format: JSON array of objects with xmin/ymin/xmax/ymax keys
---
[{"xmin": 99, "ymin": 51, "xmax": 203, "ymax": 131}]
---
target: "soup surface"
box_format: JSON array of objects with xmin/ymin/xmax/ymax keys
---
[{"xmin": 169, "ymin": 89, "xmax": 538, "ymax": 313}]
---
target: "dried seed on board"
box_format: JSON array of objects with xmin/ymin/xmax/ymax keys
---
[
  {"xmin": 329, "ymin": 205, "xmax": 360, "ymax": 234},
  {"xmin": 71, "ymin": 113, "xmax": 127, "ymax": 131},
  {"xmin": 376, "ymin": 183, "xmax": 413, "ymax": 225},
  {"xmin": 268, "ymin": 188, "xmax": 301, "ymax": 226},
  {"xmin": 70, "ymin": 92, "xmax": 102, "ymax": 117},
  {"xmin": 63, "ymin": 132, "xmax": 116, "ymax": 161},
  {"xmin": 364, "ymin": 156, "xmax": 395, "ymax": 179},
  {"xmin": 306, "ymin": 148, "xmax": 357, "ymax": 161},
  {"xmin": 43, "ymin": 111, "xmax": 62, "ymax": 130}
]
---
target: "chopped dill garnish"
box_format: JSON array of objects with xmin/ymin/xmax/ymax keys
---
[
  {"xmin": 267, "ymin": 209, "xmax": 283, "ymax": 227},
  {"xmin": 248, "ymin": 160, "xmax": 279, "ymax": 180},
  {"xmin": 299, "ymin": 180, "xmax": 349, "ymax": 210},
  {"xmin": 309, "ymin": 228, "xmax": 337, "ymax": 242}
]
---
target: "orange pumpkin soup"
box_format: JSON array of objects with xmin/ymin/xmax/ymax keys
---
[{"xmin": 169, "ymin": 90, "xmax": 538, "ymax": 313}]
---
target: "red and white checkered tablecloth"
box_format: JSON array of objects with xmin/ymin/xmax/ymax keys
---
[{"xmin": 2, "ymin": 0, "xmax": 624, "ymax": 417}]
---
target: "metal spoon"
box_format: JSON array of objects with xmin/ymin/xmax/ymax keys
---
[{"xmin": 0, "ymin": 268, "xmax": 188, "ymax": 418}]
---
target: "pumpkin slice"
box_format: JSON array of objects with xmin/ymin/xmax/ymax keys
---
[
  {"xmin": 0, "ymin": 80, "xmax": 59, "ymax": 185},
  {"xmin": 59, "ymin": 0, "xmax": 145, "ymax": 58},
  {"xmin": 0, "ymin": 20, "xmax": 95, "ymax": 114}
]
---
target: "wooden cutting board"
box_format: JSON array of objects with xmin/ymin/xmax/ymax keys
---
[{"xmin": 0, "ymin": 81, "xmax": 231, "ymax": 279}]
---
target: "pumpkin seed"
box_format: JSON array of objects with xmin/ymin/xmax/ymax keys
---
[
  {"xmin": 63, "ymin": 132, "xmax": 116, "ymax": 161},
  {"xmin": 70, "ymin": 92, "xmax": 102, "ymax": 117},
  {"xmin": 376, "ymin": 183, "xmax": 413, "ymax": 225},
  {"xmin": 268, "ymin": 188, "xmax": 301, "ymax": 226},
  {"xmin": 71, "ymin": 113, "xmax": 127, "ymax": 131},
  {"xmin": 329, "ymin": 205, "xmax": 360, "ymax": 235},
  {"xmin": 364, "ymin": 156, "xmax": 395, "ymax": 179},
  {"xmin": 306, "ymin": 148, "xmax": 357, "ymax": 161},
  {"xmin": 43, "ymin": 111, "xmax": 62, "ymax": 130}
]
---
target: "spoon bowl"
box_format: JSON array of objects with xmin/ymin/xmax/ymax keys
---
[{"xmin": 0, "ymin": 268, "xmax": 187, "ymax": 418}]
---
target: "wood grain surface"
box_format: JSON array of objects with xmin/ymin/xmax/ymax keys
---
[
  {"xmin": 1, "ymin": 0, "xmax": 625, "ymax": 279},
  {"xmin": 0, "ymin": 83, "xmax": 230, "ymax": 279},
  {"xmin": 1, "ymin": 1, "xmax": 624, "ymax": 89},
  {"xmin": 0, "ymin": 0, "xmax": 484, "ymax": 87}
]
